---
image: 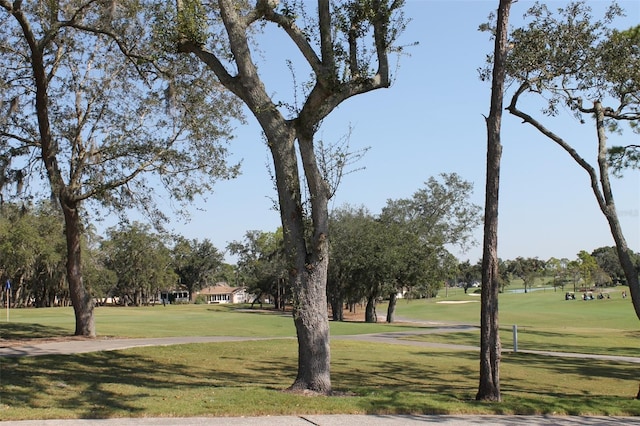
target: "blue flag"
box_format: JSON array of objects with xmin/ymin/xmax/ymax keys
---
[{"xmin": 4, "ymin": 280, "xmax": 10, "ymax": 291}]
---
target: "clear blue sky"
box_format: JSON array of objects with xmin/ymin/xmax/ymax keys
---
[{"xmin": 165, "ymin": 0, "xmax": 639, "ymax": 264}]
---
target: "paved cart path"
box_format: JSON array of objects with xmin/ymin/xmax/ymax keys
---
[{"xmin": 2, "ymin": 320, "xmax": 639, "ymax": 364}]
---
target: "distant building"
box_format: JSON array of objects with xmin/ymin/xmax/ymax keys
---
[
  {"xmin": 196, "ymin": 283, "xmax": 249, "ymax": 304},
  {"xmin": 160, "ymin": 290, "xmax": 189, "ymax": 304}
]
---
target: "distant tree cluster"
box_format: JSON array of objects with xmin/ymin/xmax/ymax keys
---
[
  {"xmin": 0, "ymin": 202, "xmax": 229, "ymax": 308},
  {"xmin": 328, "ymin": 173, "xmax": 481, "ymax": 323}
]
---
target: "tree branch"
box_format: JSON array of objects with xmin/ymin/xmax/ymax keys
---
[
  {"xmin": 260, "ymin": 2, "xmax": 324, "ymax": 77},
  {"xmin": 507, "ymin": 82, "xmax": 608, "ymax": 210}
]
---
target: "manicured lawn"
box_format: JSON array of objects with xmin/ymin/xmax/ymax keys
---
[
  {"xmin": 0, "ymin": 303, "xmax": 427, "ymax": 340},
  {"xmin": 1, "ymin": 339, "xmax": 639, "ymax": 420},
  {"xmin": 1, "ymin": 288, "xmax": 639, "ymax": 420},
  {"xmin": 391, "ymin": 286, "xmax": 638, "ymax": 357}
]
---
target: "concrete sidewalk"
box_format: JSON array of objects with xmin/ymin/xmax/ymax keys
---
[{"xmin": 1, "ymin": 414, "xmax": 639, "ymax": 425}]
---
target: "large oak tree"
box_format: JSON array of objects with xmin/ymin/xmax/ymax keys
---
[
  {"xmin": 0, "ymin": 1, "xmax": 240, "ymax": 336},
  {"xmin": 174, "ymin": 0, "xmax": 408, "ymax": 394}
]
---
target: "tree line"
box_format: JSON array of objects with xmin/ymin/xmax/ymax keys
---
[{"xmin": 3, "ymin": 196, "xmax": 635, "ymax": 314}]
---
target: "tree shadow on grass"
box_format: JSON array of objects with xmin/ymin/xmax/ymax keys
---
[
  {"xmin": 331, "ymin": 347, "xmax": 640, "ymax": 416},
  {"xmin": 505, "ymin": 352, "xmax": 637, "ymax": 383},
  {"xmin": 509, "ymin": 327, "xmax": 639, "ymax": 358},
  {"xmin": 0, "ymin": 322, "xmax": 71, "ymax": 341},
  {"xmin": 3, "ymin": 340, "xmax": 639, "ymax": 419},
  {"xmin": 330, "ymin": 350, "xmax": 479, "ymax": 414},
  {"xmin": 1, "ymin": 349, "xmax": 217, "ymax": 419}
]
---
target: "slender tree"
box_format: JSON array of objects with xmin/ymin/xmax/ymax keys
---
[
  {"xmin": 174, "ymin": 0, "xmax": 408, "ymax": 394},
  {"xmin": 0, "ymin": 1, "xmax": 240, "ymax": 336},
  {"xmin": 477, "ymin": 0, "xmax": 513, "ymax": 402}
]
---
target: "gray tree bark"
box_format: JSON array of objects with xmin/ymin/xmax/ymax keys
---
[{"xmin": 477, "ymin": 0, "xmax": 512, "ymax": 402}]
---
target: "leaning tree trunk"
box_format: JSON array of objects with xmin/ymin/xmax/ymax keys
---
[
  {"xmin": 477, "ymin": 0, "xmax": 512, "ymax": 402},
  {"xmin": 61, "ymin": 197, "xmax": 95, "ymax": 337},
  {"xmin": 592, "ymin": 102, "xmax": 640, "ymax": 321},
  {"xmin": 601, "ymin": 180, "xmax": 640, "ymax": 320}
]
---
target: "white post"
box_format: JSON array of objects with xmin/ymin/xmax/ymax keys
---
[
  {"xmin": 6, "ymin": 289, "xmax": 9, "ymax": 322},
  {"xmin": 512, "ymin": 324, "xmax": 518, "ymax": 352}
]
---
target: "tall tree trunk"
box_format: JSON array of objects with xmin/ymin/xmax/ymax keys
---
[
  {"xmin": 22, "ymin": 13, "xmax": 96, "ymax": 337},
  {"xmin": 61, "ymin": 198, "xmax": 95, "ymax": 337},
  {"xmin": 477, "ymin": 0, "xmax": 512, "ymax": 402},
  {"xmin": 386, "ymin": 292, "xmax": 397, "ymax": 323}
]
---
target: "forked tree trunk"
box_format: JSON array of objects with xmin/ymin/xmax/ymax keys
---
[
  {"xmin": 177, "ymin": 0, "xmax": 400, "ymax": 396},
  {"xmin": 272, "ymin": 128, "xmax": 332, "ymax": 395},
  {"xmin": 477, "ymin": 0, "xmax": 512, "ymax": 402}
]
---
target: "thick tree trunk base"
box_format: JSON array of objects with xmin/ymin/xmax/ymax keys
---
[
  {"xmin": 284, "ymin": 384, "xmax": 332, "ymax": 396},
  {"xmin": 476, "ymin": 391, "xmax": 501, "ymax": 402}
]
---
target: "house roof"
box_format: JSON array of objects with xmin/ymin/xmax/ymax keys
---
[{"xmin": 198, "ymin": 283, "xmax": 246, "ymax": 295}]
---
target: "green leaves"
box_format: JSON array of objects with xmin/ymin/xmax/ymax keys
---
[{"xmin": 176, "ymin": 0, "xmax": 208, "ymax": 46}]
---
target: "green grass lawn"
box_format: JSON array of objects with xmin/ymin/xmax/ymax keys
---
[
  {"xmin": 1, "ymin": 288, "xmax": 639, "ymax": 420},
  {"xmin": 1, "ymin": 340, "xmax": 639, "ymax": 420},
  {"xmin": 0, "ymin": 303, "xmax": 423, "ymax": 340}
]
